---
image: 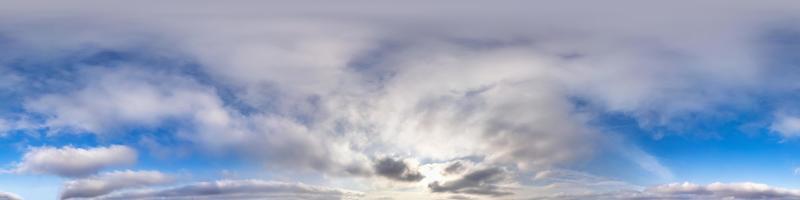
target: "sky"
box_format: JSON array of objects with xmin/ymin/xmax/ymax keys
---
[{"xmin": 3, "ymin": 0, "xmax": 800, "ymax": 199}]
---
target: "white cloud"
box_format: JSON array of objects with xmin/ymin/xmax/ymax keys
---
[
  {"xmin": 24, "ymin": 67, "xmax": 224, "ymax": 134},
  {"xmin": 10, "ymin": 145, "xmax": 136, "ymax": 178},
  {"xmin": 93, "ymin": 179, "xmax": 363, "ymax": 200},
  {"xmin": 61, "ymin": 170, "xmax": 173, "ymax": 200},
  {"xmin": 20, "ymin": 66, "xmax": 370, "ymax": 175},
  {"xmin": 0, "ymin": 192, "xmax": 22, "ymax": 200},
  {"xmin": 771, "ymin": 114, "xmax": 800, "ymax": 137}
]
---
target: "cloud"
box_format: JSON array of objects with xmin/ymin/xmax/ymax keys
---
[
  {"xmin": 60, "ymin": 170, "xmax": 173, "ymax": 200},
  {"xmin": 3, "ymin": 1, "xmax": 800, "ymax": 197},
  {"xmin": 771, "ymin": 114, "xmax": 800, "ymax": 137},
  {"xmin": 94, "ymin": 179, "xmax": 363, "ymax": 200},
  {"xmin": 616, "ymin": 146, "xmax": 674, "ymax": 180},
  {"xmin": 24, "ymin": 67, "xmax": 225, "ymax": 135},
  {"xmin": 533, "ymin": 169, "xmax": 634, "ymax": 188},
  {"xmin": 429, "ymin": 167, "xmax": 513, "ymax": 196},
  {"xmin": 0, "ymin": 0, "xmax": 752, "ymax": 181},
  {"xmin": 0, "ymin": 192, "xmax": 22, "ymax": 200},
  {"xmin": 523, "ymin": 169, "xmax": 641, "ymax": 198},
  {"xmin": 648, "ymin": 182, "xmax": 800, "ymax": 199},
  {"xmin": 443, "ymin": 162, "xmax": 466, "ymax": 175},
  {"xmin": 535, "ymin": 182, "xmax": 800, "ymax": 200},
  {"xmin": 20, "ymin": 66, "xmax": 370, "ymax": 176},
  {"xmin": 373, "ymin": 157, "xmax": 424, "ymax": 182},
  {"xmin": 9, "ymin": 145, "xmax": 136, "ymax": 178}
]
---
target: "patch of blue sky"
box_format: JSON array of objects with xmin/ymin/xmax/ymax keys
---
[
  {"xmin": 581, "ymin": 94, "xmax": 800, "ymax": 188},
  {"xmin": 0, "ymin": 174, "xmax": 60, "ymax": 200}
]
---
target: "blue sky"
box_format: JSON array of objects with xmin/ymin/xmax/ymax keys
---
[{"xmin": 3, "ymin": 1, "xmax": 800, "ymax": 200}]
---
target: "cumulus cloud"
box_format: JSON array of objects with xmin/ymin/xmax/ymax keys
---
[
  {"xmin": 61, "ymin": 170, "xmax": 173, "ymax": 200},
  {"xmin": 10, "ymin": 145, "xmax": 136, "ymax": 178},
  {"xmin": 0, "ymin": 192, "xmax": 22, "ymax": 200},
  {"xmin": 373, "ymin": 157, "xmax": 424, "ymax": 182},
  {"xmin": 429, "ymin": 167, "xmax": 513, "ymax": 196},
  {"xmin": 94, "ymin": 179, "xmax": 363, "ymax": 200}
]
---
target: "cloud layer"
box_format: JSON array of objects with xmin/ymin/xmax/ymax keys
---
[
  {"xmin": 10, "ymin": 145, "xmax": 136, "ymax": 178},
  {"xmin": 537, "ymin": 182, "xmax": 800, "ymax": 200},
  {"xmin": 95, "ymin": 179, "xmax": 363, "ymax": 200},
  {"xmin": 1, "ymin": 0, "xmax": 800, "ymax": 199},
  {"xmin": 61, "ymin": 170, "xmax": 173, "ymax": 200}
]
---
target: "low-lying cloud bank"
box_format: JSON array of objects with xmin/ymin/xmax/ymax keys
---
[
  {"xmin": 535, "ymin": 182, "xmax": 800, "ymax": 200},
  {"xmin": 60, "ymin": 170, "xmax": 173, "ymax": 200},
  {"xmin": 90, "ymin": 179, "xmax": 363, "ymax": 200},
  {"xmin": 0, "ymin": 192, "xmax": 21, "ymax": 200}
]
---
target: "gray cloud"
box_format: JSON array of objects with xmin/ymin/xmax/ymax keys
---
[
  {"xmin": 61, "ymin": 170, "xmax": 173, "ymax": 200},
  {"xmin": 446, "ymin": 195, "xmax": 475, "ymax": 200},
  {"xmin": 533, "ymin": 182, "xmax": 800, "ymax": 200},
  {"xmin": 443, "ymin": 162, "xmax": 466, "ymax": 175},
  {"xmin": 9, "ymin": 145, "xmax": 136, "ymax": 178},
  {"xmin": 429, "ymin": 167, "xmax": 513, "ymax": 196},
  {"xmin": 647, "ymin": 182, "xmax": 800, "ymax": 199},
  {"xmin": 94, "ymin": 179, "xmax": 363, "ymax": 200},
  {"xmin": 0, "ymin": 192, "xmax": 22, "ymax": 200},
  {"xmin": 373, "ymin": 157, "xmax": 424, "ymax": 182}
]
